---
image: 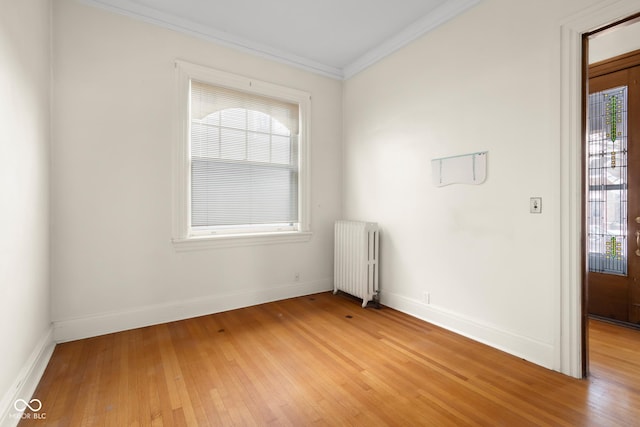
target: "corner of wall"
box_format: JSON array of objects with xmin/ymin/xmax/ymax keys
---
[{"xmin": 0, "ymin": 327, "xmax": 55, "ymax": 427}]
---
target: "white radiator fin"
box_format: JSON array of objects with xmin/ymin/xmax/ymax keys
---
[{"xmin": 334, "ymin": 220, "xmax": 379, "ymax": 307}]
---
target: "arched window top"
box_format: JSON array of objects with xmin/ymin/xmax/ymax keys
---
[
  {"xmin": 191, "ymin": 81, "xmax": 299, "ymax": 135},
  {"xmin": 200, "ymin": 108, "xmax": 291, "ymax": 137}
]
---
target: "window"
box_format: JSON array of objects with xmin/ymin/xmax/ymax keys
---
[
  {"xmin": 173, "ymin": 61, "xmax": 311, "ymax": 250},
  {"xmin": 587, "ymin": 86, "xmax": 628, "ymax": 275}
]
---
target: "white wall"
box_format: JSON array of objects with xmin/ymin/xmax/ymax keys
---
[
  {"xmin": 0, "ymin": 0, "xmax": 53, "ymax": 422},
  {"xmin": 342, "ymin": 0, "xmax": 606, "ymax": 370},
  {"xmin": 51, "ymin": 0, "xmax": 343, "ymax": 340},
  {"xmin": 590, "ymin": 19, "xmax": 640, "ymax": 64}
]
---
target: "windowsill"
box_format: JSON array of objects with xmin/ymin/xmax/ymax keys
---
[{"xmin": 172, "ymin": 230, "xmax": 313, "ymax": 251}]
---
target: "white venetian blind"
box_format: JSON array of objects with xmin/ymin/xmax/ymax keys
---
[{"xmin": 190, "ymin": 80, "xmax": 300, "ymax": 232}]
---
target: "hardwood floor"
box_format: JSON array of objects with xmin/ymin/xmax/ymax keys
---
[{"xmin": 18, "ymin": 292, "xmax": 640, "ymax": 426}]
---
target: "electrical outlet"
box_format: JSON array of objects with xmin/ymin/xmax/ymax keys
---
[
  {"xmin": 294, "ymin": 272, "xmax": 300, "ymax": 282},
  {"xmin": 422, "ymin": 292, "xmax": 430, "ymax": 304},
  {"xmin": 530, "ymin": 197, "xmax": 542, "ymax": 214}
]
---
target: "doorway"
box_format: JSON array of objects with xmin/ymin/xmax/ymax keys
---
[{"xmin": 583, "ymin": 15, "xmax": 640, "ymax": 377}]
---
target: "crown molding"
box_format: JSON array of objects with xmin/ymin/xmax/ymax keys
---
[
  {"xmin": 79, "ymin": 0, "xmax": 344, "ymax": 79},
  {"xmin": 343, "ymin": 0, "xmax": 481, "ymax": 79},
  {"xmin": 79, "ymin": 0, "xmax": 481, "ymax": 80}
]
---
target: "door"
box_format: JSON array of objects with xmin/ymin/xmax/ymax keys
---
[{"xmin": 587, "ymin": 53, "xmax": 640, "ymax": 325}]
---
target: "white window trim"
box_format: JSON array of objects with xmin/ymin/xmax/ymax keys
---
[{"xmin": 172, "ymin": 60, "xmax": 312, "ymax": 251}]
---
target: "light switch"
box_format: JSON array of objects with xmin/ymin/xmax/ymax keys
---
[{"xmin": 530, "ymin": 197, "xmax": 542, "ymax": 214}]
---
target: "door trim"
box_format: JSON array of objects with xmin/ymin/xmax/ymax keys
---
[{"xmin": 560, "ymin": 0, "xmax": 640, "ymax": 379}]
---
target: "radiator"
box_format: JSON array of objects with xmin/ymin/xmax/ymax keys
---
[{"xmin": 334, "ymin": 220, "xmax": 379, "ymax": 307}]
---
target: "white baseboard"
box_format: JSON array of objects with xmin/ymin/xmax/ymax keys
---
[
  {"xmin": 380, "ymin": 291, "xmax": 556, "ymax": 370},
  {"xmin": 53, "ymin": 279, "xmax": 332, "ymax": 343},
  {"xmin": 0, "ymin": 327, "xmax": 55, "ymax": 427}
]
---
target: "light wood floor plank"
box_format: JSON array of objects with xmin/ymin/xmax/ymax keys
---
[{"xmin": 18, "ymin": 292, "xmax": 640, "ymax": 426}]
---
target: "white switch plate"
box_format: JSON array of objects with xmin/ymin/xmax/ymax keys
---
[{"xmin": 530, "ymin": 197, "xmax": 542, "ymax": 213}]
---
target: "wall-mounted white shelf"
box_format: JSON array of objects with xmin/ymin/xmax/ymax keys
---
[{"xmin": 431, "ymin": 151, "xmax": 487, "ymax": 187}]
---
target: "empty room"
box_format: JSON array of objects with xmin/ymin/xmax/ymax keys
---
[{"xmin": 2, "ymin": 0, "xmax": 640, "ymax": 425}]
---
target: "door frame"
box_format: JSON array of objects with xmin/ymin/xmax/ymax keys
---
[{"xmin": 560, "ymin": 0, "xmax": 640, "ymax": 378}]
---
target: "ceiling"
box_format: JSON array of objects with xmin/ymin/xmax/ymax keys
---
[{"xmin": 83, "ymin": 0, "xmax": 481, "ymax": 79}]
